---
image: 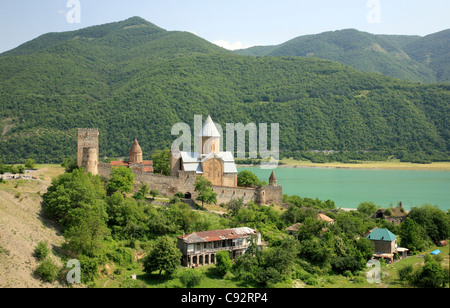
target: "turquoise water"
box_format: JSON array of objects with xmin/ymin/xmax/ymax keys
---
[{"xmin": 238, "ymin": 167, "xmax": 450, "ymax": 211}]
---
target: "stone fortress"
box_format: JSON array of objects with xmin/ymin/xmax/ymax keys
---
[{"xmin": 77, "ymin": 116, "xmax": 282, "ymax": 206}]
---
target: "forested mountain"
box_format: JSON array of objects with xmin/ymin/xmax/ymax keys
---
[
  {"xmin": 236, "ymin": 29, "xmax": 450, "ymax": 84},
  {"xmin": 0, "ymin": 17, "xmax": 448, "ymax": 163}
]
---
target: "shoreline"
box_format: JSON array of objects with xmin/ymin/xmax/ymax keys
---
[{"xmin": 238, "ymin": 160, "xmax": 450, "ymax": 172}]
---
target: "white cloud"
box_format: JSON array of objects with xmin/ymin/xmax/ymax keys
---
[{"xmin": 212, "ymin": 40, "xmax": 255, "ymax": 51}]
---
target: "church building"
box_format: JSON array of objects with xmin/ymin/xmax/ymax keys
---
[
  {"xmin": 110, "ymin": 138, "xmax": 153, "ymax": 173},
  {"xmin": 170, "ymin": 115, "xmax": 238, "ymax": 187}
]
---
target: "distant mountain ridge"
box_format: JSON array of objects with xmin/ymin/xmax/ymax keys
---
[
  {"xmin": 235, "ymin": 28, "xmax": 450, "ymax": 83},
  {"xmin": 0, "ymin": 17, "xmax": 448, "ymax": 164}
]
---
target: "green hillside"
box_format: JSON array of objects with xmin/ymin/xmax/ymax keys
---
[
  {"xmin": 0, "ymin": 17, "xmax": 448, "ymax": 164},
  {"xmin": 236, "ymin": 29, "xmax": 450, "ymax": 84}
]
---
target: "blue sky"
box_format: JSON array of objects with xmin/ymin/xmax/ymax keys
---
[{"xmin": 0, "ymin": 0, "xmax": 449, "ymax": 53}]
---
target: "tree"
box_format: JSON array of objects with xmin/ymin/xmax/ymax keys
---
[
  {"xmin": 25, "ymin": 158, "xmax": 36, "ymax": 169},
  {"xmin": 232, "ymin": 254, "xmax": 259, "ymax": 284},
  {"xmin": 355, "ymin": 237, "xmax": 374, "ymax": 261},
  {"xmin": 143, "ymin": 236, "xmax": 182, "ymax": 276},
  {"xmin": 225, "ymin": 198, "xmax": 245, "ymax": 217},
  {"xmin": 357, "ymin": 201, "xmax": 378, "ymax": 216},
  {"xmin": 408, "ymin": 204, "xmax": 450, "ymax": 243},
  {"xmin": 133, "ymin": 183, "xmax": 148, "ymax": 200},
  {"xmin": 412, "ymin": 259, "xmax": 448, "ymax": 288},
  {"xmin": 43, "ymin": 168, "xmax": 106, "ymax": 227},
  {"xmin": 152, "ymin": 148, "xmax": 171, "ymax": 176},
  {"xmin": 216, "ymin": 250, "xmax": 232, "ymax": 276},
  {"xmin": 194, "ymin": 176, "xmax": 217, "ymax": 209},
  {"xmin": 64, "ymin": 211, "xmax": 110, "ymax": 257},
  {"xmin": 237, "ymin": 170, "xmax": 261, "ymax": 187},
  {"xmin": 399, "ymin": 217, "xmax": 430, "ymax": 252},
  {"xmin": 107, "ymin": 166, "xmax": 135, "ymax": 195},
  {"xmin": 107, "ymin": 192, "xmax": 149, "ymax": 239},
  {"xmin": 61, "ymin": 157, "xmax": 78, "ymax": 173}
]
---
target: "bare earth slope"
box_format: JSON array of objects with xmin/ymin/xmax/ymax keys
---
[{"xmin": 0, "ymin": 166, "xmax": 65, "ymax": 288}]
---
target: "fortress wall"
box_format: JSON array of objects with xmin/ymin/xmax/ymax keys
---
[
  {"xmin": 96, "ymin": 163, "xmax": 283, "ymax": 206},
  {"xmin": 134, "ymin": 172, "xmax": 181, "ymax": 196},
  {"xmin": 212, "ymin": 186, "xmax": 257, "ymax": 205},
  {"xmin": 263, "ymin": 185, "xmax": 283, "ymax": 205},
  {"xmin": 98, "ymin": 162, "xmax": 112, "ymax": 178}
]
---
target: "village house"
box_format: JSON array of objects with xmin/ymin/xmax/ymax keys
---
[
  {"xmin": 177, "ymin": 227, "xmax": 262, "ymax": 268},
  {"xmin": 366, "ymin": 228, "xmax": 409, "ymax": 263},
  {"xmin": 285, "ymin": 213, "xmax": 335, "ymax": 235}
]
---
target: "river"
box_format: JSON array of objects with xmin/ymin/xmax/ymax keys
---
[{"xmin": 238, "ymin": 166, "xmax": 450, "ymax": 211}]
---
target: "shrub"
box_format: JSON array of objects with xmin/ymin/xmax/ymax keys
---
[
  {"xmin": 179, "ymin": 269, "xmax": 203, "ymax": 288},
  {"xmin": 120, "ymin": 277, "xmax": 148, "ymax": 288},
  {"xmin": 305, "ymin": 276, "xmax": 318, "ymax": 286},
  {"xmin": 384, "ymin": 208, "xmax": 392, "ymax": 216},
  {"xmin": 25, "ymin": 158, "xmax": 36, "ymax": 169},
  {"xmin": 150, "ymin": 189, "xmax": 160, "ymax": 197},
  {"xmin": 170, "ymin": 196, "xmax": 181, "ymax": 204},
  {"xmin": 216, "ymin": 251, "xmax": 232, "ymax": 276},
  {"xmin": 34, "ymin": 241, "xmax": 50, "ymax": 261},
  {"xmin": 107, "ymin": 247, "xmax": 134, "ymax": 267},
  {"xmin": 411, "ymin": 260, "xmax": 448, "ymax": 288},
  {"xmin": 78, "ymin": 255, "xmax": 101, "ymax": 283},
  {"xmin": 353, "ymin": 276, "xmax": 366, "ymax": 284},
  {"xmin": 174, "ymin": 192, "xmax": 185, "ymax": 198},
  {"xmin": 397, "ymin": 264, "xmax": 413, "ymax": 282},
  {"xmin": 36, "ymin": 258, "xmax": 59, "ymax": 283}
]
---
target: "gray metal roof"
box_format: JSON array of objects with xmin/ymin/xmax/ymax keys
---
[
  {"xmin": 180, "ymin": 151, "xmax": 238, "ymax": 174},
  {"xmin": 198, "ymin": 115, "xmax": 221, "ymax": 137}
]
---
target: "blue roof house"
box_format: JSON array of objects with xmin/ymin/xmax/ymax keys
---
[{"xmin": 366, "ymin": 228, "xmax": 408, "ymax": 262}]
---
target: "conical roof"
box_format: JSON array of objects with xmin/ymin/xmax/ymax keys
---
[
  {"xmin": 129, "ymin": 138, "xmax": 143, "ymax": 154},
  {"xmin": 269, "ymin": 171, "xmax": 277, "ymax": 181},
  {"xmin": 198, "ymin": 115, "xmax": 221, "ymax": 138}
]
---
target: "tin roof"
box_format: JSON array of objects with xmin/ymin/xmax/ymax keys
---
[
  {"xmin": 198, "ymin": 115, "xmax": 221, "ymax": 138},
  {"xmin": 179, "ymin": 227, "xmax": 258, "ymax": 244},
  {"xmin": 366, "ymin": 228, "xmax": 397, "ymax": 242},
  {"xmin": 180, "ymin": 151, "xmax": 238, "ymax": 174}
]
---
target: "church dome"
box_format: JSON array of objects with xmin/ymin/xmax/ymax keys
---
[
  {"xmin": 129, "ymin": 138, "xmax": 143, "ymax": 155},
  {"xmin": 198, "ymin": 115, "xmax": 221, "ymax": 138}
]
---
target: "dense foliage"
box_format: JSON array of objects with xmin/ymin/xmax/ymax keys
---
[
  {"xmin": 236, "ymin": 28, "xmax": 450, "ymax": 84},
  {"xmin": 40, "ymin": 165, "xmax": 449, "ymax": 287},
  {"xmin": 0, "ymin": 17, "xmax": 448, "ymax": 164}
]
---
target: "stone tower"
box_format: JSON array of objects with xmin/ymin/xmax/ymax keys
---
[
  {"xmin": 199, "ymin": 115, "xmax": 221, "ymax": 155},
  {"xmin": 170, "ymin": 144, "xmax": 181, "ymax": 176},
  {"xmin": 129, "ymin": 138, "xmax": 143, "ymax": 164},
  {"xmin": 77, "ymin": 128, "xmax": 99, "ymax": 175},
  {"xmin": 269, "ymin": 171, "xmax": 277, "ymax": 186}
]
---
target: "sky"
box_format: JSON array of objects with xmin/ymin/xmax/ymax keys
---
[{"xmin": 0, "ymin": 0, "xmax": 449, "ymax": 53}]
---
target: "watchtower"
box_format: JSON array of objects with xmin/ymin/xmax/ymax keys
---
[{"xmin": 77, "ymin": 128, "xmax": 99, "ymax": 175}]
